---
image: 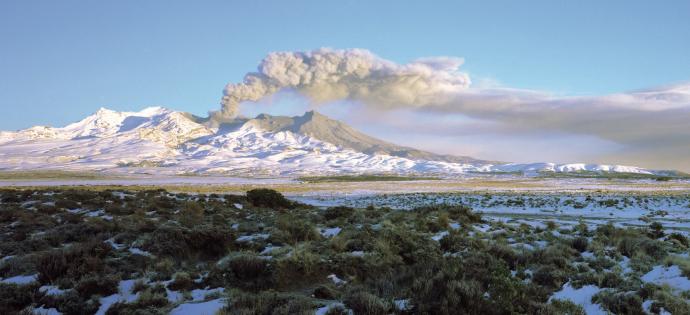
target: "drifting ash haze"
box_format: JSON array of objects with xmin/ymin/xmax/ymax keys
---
[
  {"xmin": 214, "ymin": 48, "xmax": 690, "ymax": 172},
  {"xmin": 0, "ymin": 107, "xmax": 661, "ymax": 177}
]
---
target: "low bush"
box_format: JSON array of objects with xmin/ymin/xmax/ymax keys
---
[
  {"xmin": 246, "ymin": 189, "xmax": 294, "ymax": 209},
  {"xmin": 75, "ymin": 274, "xmax": 119, "ymax": 297},
  {"xmin": 273, "ymin": 245, "xmax": 324, "ymax": 287},
  {"xmin": 167, "ymin": 272, "xmax": 194, "ymax": 291},
  {"xmin": 218, "ymin": 252, "xmax": 273, "ymax": 290},
  {"xmin": 0, "ymin": 283, "xmax": 36, "ymax": 313},
  {"xmin": 274, "ymin": 215, "xmax": 321, "ymax": 244},
  {"xmin": 344, "ymin": 290, "xmax": 391, "ymax": 315},
  {"xmin": 539, "ymin": 299, "xmax": 585, "ymax": 315},
  {"xmin": 593, "ymin": 291, "xmax": 644, "ymax": 315},
  {"xmin": 668, "ymin": 233, "xmax": 689, "ymax": 247},
  {"xmin": 179, "ymin": 201, "xmax": 204, "ymax": 227},
  {"xmin": 323, "ymin": 206, "xmax": 355, "ymax": 221},
  {"xmin": 571, "ymin": 237, "xmax": 589, "ymax": 252},
  {"xmin": 222, "ymin": 290, "xmax": 312, "ymax": 315},
  {"xmin": 313, "ymin": 285, "xmax": 338, "ymax": 299}
]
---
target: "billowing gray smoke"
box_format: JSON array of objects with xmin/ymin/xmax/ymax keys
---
[
  {"xmin": 213, "ymin": 48, "xmax": 690, "ymax": 171},
  {"xmin": 215, "ymin": 48, "xmax": 471, "ymax": 119}
]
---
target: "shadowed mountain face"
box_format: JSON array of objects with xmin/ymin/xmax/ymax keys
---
[{"xmin": 245, "ymin": 111, "xmax": 488, "ymax": 164}]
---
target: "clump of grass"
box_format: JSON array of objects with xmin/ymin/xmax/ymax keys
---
[
  {"xmin": 246, "ymin": 189, "xmax": 294, "ymax": 209},
  {"xmin": 273, "ymin": 244, "xmax": 324, "ymax": 287},
  {"xmin": 168, "ymin": 272, "xmax": 194, "ymax": 291},
  {"xmin": 343, "ymin": 290, "xmax": 391, "ymax": 315},
  {"xmin": 216, "ymin": 252, "xmax": 273, "ymax": 290},
  {"xmin": 220, "ymin": 290, "xmax": 312, "ymax": 315},
  {"xmin": 0, "ymin": 283, "xmax": 37, "ymax": 313},
  {"xmin": 323, "ymin": 206, "xmax": 355, "ymax": 221},
  {"xmin": 273, "ymin": 214, "xmax": 321, "ymax": 244}
]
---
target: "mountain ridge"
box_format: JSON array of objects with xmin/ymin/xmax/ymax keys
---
[{"xmin": 0, "ymin": 107, "xmax": 666, "ymax": 177}]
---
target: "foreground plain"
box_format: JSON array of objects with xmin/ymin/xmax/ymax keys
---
[{"xmin": 0, "ymin": 187, "xmax": 688, "ymax": 314}]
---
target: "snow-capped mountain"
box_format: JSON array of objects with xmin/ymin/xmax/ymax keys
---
[{"xmin": 0, "ymin": 107, "xmax": 663, "ymax": 177}]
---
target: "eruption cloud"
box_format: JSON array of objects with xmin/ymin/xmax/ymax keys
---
[
  {"xmin": 216, "ymin": 48, "xmax": 470, "ymax": 119},
  {"xmin": 214, "ymin": 48, "xmax": 690, "ymax": 171}
]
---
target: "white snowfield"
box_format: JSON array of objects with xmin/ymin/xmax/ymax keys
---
[{"xmin": 0, "ymin": 107, "xmax": 657, "ymax": 177}]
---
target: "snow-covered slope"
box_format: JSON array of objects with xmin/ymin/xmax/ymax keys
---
[{"xmin": 0, "ymin": 107, "xmax": 663, "ymax": 177}]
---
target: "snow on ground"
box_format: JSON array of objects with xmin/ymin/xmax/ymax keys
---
[
  {"xmin": 327, "ymin": 274, "xmax": 347, "ymax": 286},
  {"xmin": 394, "ymin": 299, "xmax": 411, "ymax": 311},
  {"xmin": 39, "ymin": 285, "xmax": 68, "ymax": 296},
  {"xmin": 190, "ymin": 287, "xmax": 225, "ymax": 301},
  {"xmin": 642, "ymin": 300, "xmax": 672, "ymax": 315},
  {"xmin": 128, "ymin": 247, "xmax": 152, "ymax": 257},
  {"xmin": 236, "ymin": 233, "xmax": 270, "ymax": 242},
  {"xmin": 432, "ymin": 231, "xmax": 449, "ymax": 241},
  {"xmin": 549, "ymin": 282, "xmax": 607, "ymax": 315},
  {"xmin": 641, "ymin": 265, "xmax": 690, "ymax": 292},
  {"xmin": 105, "ymin": 239, "xmax": 125, "ymax": 250},
  {"xmin": 315, "ymin": 302, "xmax": 349, "ymax": 315},
  {"xmin": 1, "ymin": 273, "xmax": 38, "ymax": 285},
  {"xmin": 293, "ymin": 192, "xmax": 690, "ymax": 233},
  {"xmin": 169, "ymin": 298, "xmax": 226, "ymax": 315},
  {"xmin": 260, "ymin": 245, "xmax": 281, "ymax": 255},
  {"xmin": 32, "ymin": 306, "xmax": 62, "ymax": 315},
  {"xmin": 319, "ymin": 227, "xmax": 342, "ymax": 237},
  {"xmin": 95, "ymin": 279, "xmax": 140, "ymax": 315}
]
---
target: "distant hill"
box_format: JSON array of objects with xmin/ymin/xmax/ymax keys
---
[{"xmin": 0, "ymin": 107, "xmax": 663, "ymax": 177}]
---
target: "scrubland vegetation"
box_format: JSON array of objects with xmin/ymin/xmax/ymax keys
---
[{"xmin": 0, "ymin": 188, "xmax": 688, "ymax": 314}]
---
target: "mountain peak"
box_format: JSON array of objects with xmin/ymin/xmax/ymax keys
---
[{"xmin": 0, "ymin": 106, "xmax": 661, "ymax": 177}]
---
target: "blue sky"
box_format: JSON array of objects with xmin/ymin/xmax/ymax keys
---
[{"xmin": 1, "ymin": 1, "xmax": 689, "ymax": 130}]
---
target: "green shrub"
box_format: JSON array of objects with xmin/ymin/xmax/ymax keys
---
[
  {"xmin": 273, "ymin": 245, "xmax": 324, "ymax": 287},
  {"xmin": 313, "ymin": 285, "xmax": 338, "ymax": 299},
  {"xmin": 344, "ymin": 290, "xmax": 391, "ymax": 315},
  {"xmin": 618, "ymin": 237, "xmax": 641, "ymax": 257},
  {"xmin": 36, "ymin": 241, "xmax": 113, "ymax": 284},
  {"xmin": 145, "ymin": 225, "xmax": 233, "ymax": 259},
  {"xmin": 168, "ymin": 272, "xmax": 194, "ymax": 291},
  {"xmin": 538, "ymin": 299, "xmax": 585, "ymax": 315},
  {"xmin": 50, "ymin": 289, "xmax": 99, "ymax": 314},
  {"xmin": 532, "ymin": 265, "xmax": 569, "ymax": 289},
  {"xmin": 36, "ymin": 251, "xmax": 69, "ymax": 284},
  {"xmin": 222, "ymin": 290, "xmax": 312, "ymax": 315},
  {"xmin": 106, "ymin": 287, "xmax": 169, "ymax": 315},
  {"xmin": 75, "ymin": 274, "xmax": 119, "ymax": 297},
  {"xmin": 648, "ymin": 222, "xmax": 664, "ymax": 238},
  {"xmin": 55, "ymin": 199, "xmax": 80, "ymax": 210},
  {"xmin": 598, "ymin": 272, "xmax": 623, "ymax": 289},
  {"xmin": 593, "ymin": 291, "xmax": 644, "ymax": 315},
  {"xmin": 179, "ymin": 201, "xmax": 204, "ymax": 227},
  {"xmin": 0, "ymin": 283, "xmax": 35, "ymax": 313},
  {"xmin": 246, "ymin": 189, "xmax": 293, "ymax": 209},
  {"xmin": 274, "ymin": 215, "xmax": 321, "ymax": 244},
  {"xmin": 323, "ymin": 206, "xmax": 355, "ymax": 221},
  {"xmin": 219, "ymin": 253, "xmax": 273, "ymax": 290},
  {"xmin": 668, "ymin": 233, "xmax": 688, "ymax": 247},
  {"xmin": 571, "ymin": 237, "xmax": 589, "ymax": 253}
]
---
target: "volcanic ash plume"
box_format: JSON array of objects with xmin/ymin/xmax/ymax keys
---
[{"xmin": 215, "ymin": 48, "xmax": 471, "ymax": 119}]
